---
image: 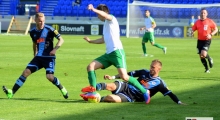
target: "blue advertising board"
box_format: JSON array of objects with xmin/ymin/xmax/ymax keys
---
[{"xmin": 119, "ymin": 25, "xmax": 184, "ymax": 38}]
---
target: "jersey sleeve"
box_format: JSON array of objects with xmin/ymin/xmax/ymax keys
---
[
  {"xmin": 128, "ymin": 69, "xmax": 145, "ymax": 77},
  {"xmin": 192, "ymin": 21, "xmax": 197, "ymax": 31},
  {"xmin": 210, "ymin": 19, "xmax": 217, "ymax": 29},
  {"xmin": 45, "ymin": 25, "xmax": 61, "ymax": 39},
  {"xmin": 150, "ymin": 17, "xmax": 156, "ymax": 25}
]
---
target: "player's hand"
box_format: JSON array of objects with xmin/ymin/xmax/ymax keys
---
[
  {"xmin": 207, "ymin": 34, "xmax": 212, "ymax": 39},
  {"xmin": 104, "ymin": 75, "xmax": 113, "ymax": 80},
  {"xmin": 87, "ymin": 4, "xmax": 94, "ymax": 11},
  {"xmin": 50, "ymin": 49, "xmax": 56, "ymax": 56},
  {"xmin": 191, "ymin": 31, "xmax": 194, "ymax": 36},
  {"xmin": 83, "ymin": 36, "xmax": 91, "ymax": 43},
  {"xmin": 140, "ymin": 27, "xmax": 144, "ymax": 31}
]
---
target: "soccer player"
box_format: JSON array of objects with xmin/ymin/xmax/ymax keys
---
[
  {"xmin": 81, "ymin": 4, "xmax": 150, "ymax": 104},
  {"xmin": 192, "ymin": 8, "xmax": 218, "ymax": 73},
  {"xmin": 140, "ymin": 10, "xmax": 167, "ymax": 56},
  {"xmin": 2, "ymin": 12, "xmax": 68, "ymax": 99},
  {"xmin": 81, "ymin": 59, "xmax": 185, "ymax": 105}
]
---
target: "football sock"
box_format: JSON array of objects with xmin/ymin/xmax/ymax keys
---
[
  {"xmin": 128, "ymin": 76, "xmax": 146, "ymax": 94},
  {"xmin": 12, "ymin": 75, "xmax": 27, "ymax": 94},
  {"xmin": 96, "ymin": 83, "xmax": 106, "ymax": 91},
  {"xmin": 88, "ymin": 71, "xmax": 97, "ymax": 88},
  {"xmin": 201, "ymin": 58, "xmax": 208, "ymax": 70},
  {"xmin": 153, "ymin": 43, "xmax": 164, "ymax": 49},
  {"xmin": 206, "ymin": 54, "xmax": 211, "ymax": 60},
  {"xmin": 142, "ymin": 43, "xmax": 147, "ymax": 54},
  {"xmin": 52, "ymin": 77, "xmax": 63, "ymax": 90}
]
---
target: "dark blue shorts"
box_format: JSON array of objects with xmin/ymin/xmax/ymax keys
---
[{"xmin": 27, "ymin": 56, "xmax": 56, "ymax": 74}]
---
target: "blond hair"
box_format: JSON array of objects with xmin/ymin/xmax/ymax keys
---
[
  {"xmin": 152, "ymin": 59, "xmax": 162, "ymax": 67},
  {"xmin": 35, "ymin": 12, "xmax": 45, "ymax": 19}
]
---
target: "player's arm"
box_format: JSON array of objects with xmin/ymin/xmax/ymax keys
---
[
  {"xmin": 151, "ymin": 18, "xmax": 156, "ymax": 29},
  {"xmin": 104, "ymin": 70, "xmax": 142, "ymax": 80},
  {"xmin": 50, "ymin": 29, "xmax": 64, "ymax": 56},
  {"xmin": 191, "ymin": 21, "xmax": 197, "ymax": 36},
  {"xmin": 54, "ymin": 36, "xmax": 64, "ymax": 49},
  {"xmin": 167, "ymin": 92, "xmax": 186, "ymax": 105},
  {"xmin": 88, "ymin": 4, "xmax": 112, "ymax": 21},
  {"xmin": 83, "ymin": 36, "xmax": 104, "ymax": 44},
  {"xmin": 210, "ymin": 21, "xmax": 218, "ymax": 36},
  {"xmin": 33, "ymin": 42, "xmax": 37, "ymax": 56}
]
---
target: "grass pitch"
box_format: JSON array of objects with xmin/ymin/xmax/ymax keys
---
[{"xmin": 0, "ymin": 34, "xmax": 219, "ymax": 120}]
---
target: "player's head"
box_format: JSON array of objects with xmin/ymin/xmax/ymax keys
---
[
  {"xmin": 145, "ymin": 10, "xmax": 150, "ymax": 17},
  {"xmin": 97, "ymin": 4, "xmax": 110, "ymax": 21},
  {"xmin": 35, "ymin": 12, "xmax": 45, "ymax": 30},
  {"xmin": 200, "ymin": 8, "xmax": 208, "ymax": 20},
  {"xmin": 149, "ymin": 59, "xmax": 162, "ymax": 76}
]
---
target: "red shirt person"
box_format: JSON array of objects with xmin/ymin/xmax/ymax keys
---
[{"xmin": 192, "ymin": 8, "xmax": 218, "ymax": 73}]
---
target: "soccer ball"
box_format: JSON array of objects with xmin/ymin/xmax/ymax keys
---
[{"xmin": 88, "ymin": 92, "xmax": 101, "ymax": 103}]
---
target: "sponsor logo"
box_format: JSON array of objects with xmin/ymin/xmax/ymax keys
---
[
  {"xmin": 52, "ymin": 24, "xmax": 59, "ymax": 31},
  {"xmin": 91, "ymin": 25, "xmax": 99, "ymax": 35},
  {"xmin": 61, "ymin": 26, "xmax": 84, "ymax": 32},
  {"xmin": 37, "ymin": 38, "xmax": 44, "ymax": 43},
  {"xmin": 172, "ymin": 27, "xmax": 182, "ymax": 37}
]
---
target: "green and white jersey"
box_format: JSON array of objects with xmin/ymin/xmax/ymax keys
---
[
  {"xmin": 144, "ymin": 16, "xmax": 155, "ymax": 32},
  {"xmin": 103, "ymin": 15, "xmax": 123, "ymax": 54}
]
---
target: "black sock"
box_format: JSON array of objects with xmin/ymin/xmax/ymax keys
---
[
  {"xmin": 96, "ymin": 83, "xmax": 106, "ymax": 91},
  {"xmin": 201, "ymin": 58, "xmax": 208, "ymax": 70},
  {"xmin": 12, "ymin": 75, "xmax": 27, "ymax": 94},
  {"xmin": 206, "ymin": 54, "xmax": 211, "ymax": 60},
  {"xmin": 52, "ymin": 77, "xmax": 63, "ymax": 90}
]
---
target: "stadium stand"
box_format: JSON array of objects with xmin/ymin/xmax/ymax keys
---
[{"xmin": 0, "ymin": 0, "xmax": 220, "ymax": 19}]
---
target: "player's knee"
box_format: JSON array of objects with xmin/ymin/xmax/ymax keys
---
[
  {"xmin": 104, "ymin": 95, "xmax": 116, "ymax": 102},
  {"xmin": 86, "ymin": 63, "xmax": 95, "ymax": 71},
  {"xmin": 22, "ymin": 69, "xmax": 31, "ymax": 77},
  {"xmin": 46, "ymin": 74, "xmax": 54, "ymax": 82},
  {"xmin": 106, "ymin": 83, "xmax": 117, "ymax": 91},
  {"xmin": 119, "ymin": 74, "xmax": 129, "ymax": 81}
]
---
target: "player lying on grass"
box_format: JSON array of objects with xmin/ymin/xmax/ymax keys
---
[{"xmin": 81, "ymin": 59, "xmax": 185, "ymax": 104}]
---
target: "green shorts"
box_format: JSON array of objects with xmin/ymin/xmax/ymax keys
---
[
  {"xmin": 142, "ymin": 32, "xmax": 155, "ymax": 43},
  {"xmin": 95, "ymin": 49, "xmax": 127, "ymax": 69}
]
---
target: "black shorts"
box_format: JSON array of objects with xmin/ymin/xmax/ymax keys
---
[
  {"xmin": 197, "ymin": 40, "xmax": 211, "ymax": 54},
  {"xmin": 112, "ymin": 80, "xmax": 136, "ymax": 102},
  {"xmin": 26, "ymin": 56, "xmax": 56, "ymax": 74}
]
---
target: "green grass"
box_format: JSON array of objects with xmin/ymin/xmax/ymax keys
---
[{"xmin": 0, "ymin": 34, "xmax": 219, "ymax": 120}]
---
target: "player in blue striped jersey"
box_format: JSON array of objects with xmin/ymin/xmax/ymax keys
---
[
  {"xmin": 95, "ymin": 59, "xmax": 185, "ymax": 104},
  {"xmin": 2, "ymin": 12, "xmax": 68, "ymax": 99}
]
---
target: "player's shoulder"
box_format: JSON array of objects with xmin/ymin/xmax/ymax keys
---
[
  {"xmin": 44, "ymin": 24, "xmax": 55, "ymax": 31},
  {"xmin": 30, "ymin": 27, "xmax": 36, "ymax": 32}
]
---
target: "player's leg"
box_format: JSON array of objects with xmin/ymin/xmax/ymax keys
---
[
  {"xmin": 101, "ymin": 94, "xmax": 125, "ymax": 103},
  {"xmin": 110, "ymin": 50, "xmax": 150, "ymax": 103},
  {"xmin": 149, "ymin": 32, "xmax": 167, "ymax": 54},
  {"xmin": 204, "ymin": 40, "xmax": 213, "ymax": 68},
  {"xmin": 142, "ymin": 33, "xmax": 148, "ymax": 56},
  {"xmin": 2, "ymin": 57, "xmax": 40, "ymax": 99},
  {"xmin": 101, "ymin": 81, "xmax": 134, "ymax": 103},
  {"xmin": 81, "ymin": 60, "xmax": 104, "ymax": 93},
  {"xmin": 81, "ymin": 55, "xmax": 108, "ymax": 100},
  {"xmin": 197, "ymin": 41, "xmax": 209, "ymax": 73},
  {"xmin": 44, "ymin": 57, "xmax": 68, "ymax": 99}
]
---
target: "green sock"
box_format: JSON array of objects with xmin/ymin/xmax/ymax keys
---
[
  {"xmin": 88, "ymin": 71, "xmax": 96, "ymax": 88},
  {"xmin": 153, "ymin": 43, "xmax": 164, "ymax": 49},
  {"xmin": 128, "ymin": 76, "xmax": 146, "ymax": 93},
  {"xmin": 142, "ymin": 43, "xmax": 147, "ymax": 54}
]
